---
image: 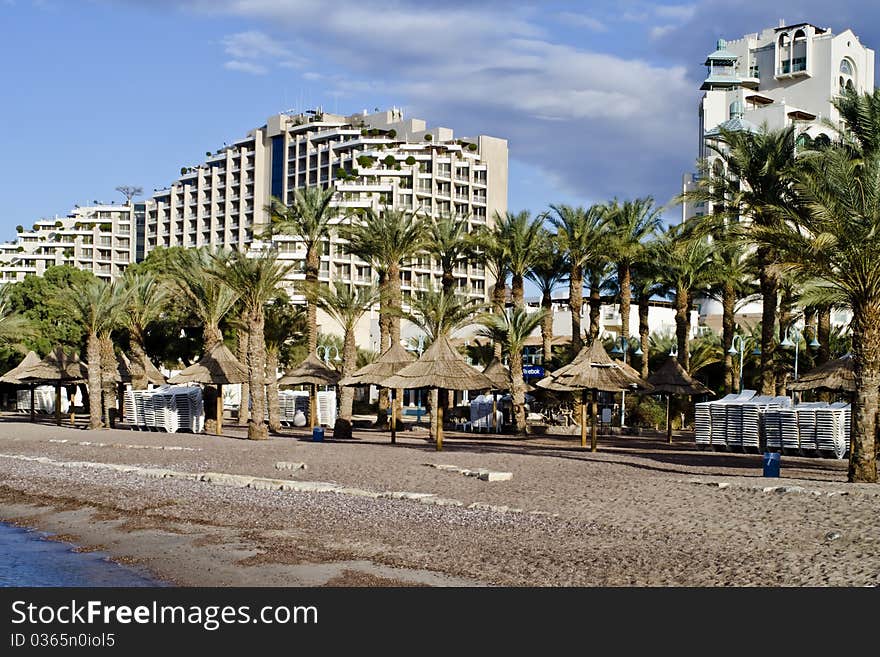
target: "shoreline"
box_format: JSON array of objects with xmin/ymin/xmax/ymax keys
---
[{"xmin": 0, "ymin": 418, "xmax": 877, "ymax": 586}]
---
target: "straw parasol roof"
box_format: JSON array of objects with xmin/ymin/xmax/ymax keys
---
[
  {"xmin": 0, "ymin": 351, "xmax": 42, "ymax": 384},
  {"xmin": 482, "ymin": 358, "xmax": 511, "ymax": 390},
  {"xmin": 338, "ymin": 342, "xmax": 414, "ymax": 387},
  {"xmin": 116, "ymin": 352, "xmax": 167, "ymax": 386},
  {"xmin": 536, "ymin": 340, "xmax": 652, "ymax": 392},
  {"xmin": 14, "ymin": 347, "xmax": 88, "ymax": 383},
  {"xmin": 278, "ymin": 353, "xmax": 341, "ymax": 386},
  {"xmin": 787, "ymin": 354, "xmax": 856, "ymax": 393},
  {"xmin": 167, "ymin": 342, "xmax": 248, "ymax": 385},
  {"xmin": 380, "ymin": 335, "xmax": 495, "ymax": 391},
  {"xmin": 647, "ymin": 356, "xmax": 713, "ymax": 396}
]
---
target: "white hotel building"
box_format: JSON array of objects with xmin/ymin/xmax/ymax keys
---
[{"xmin": 681, "ymin": 21, "xmax": 874, "ymax": 332}]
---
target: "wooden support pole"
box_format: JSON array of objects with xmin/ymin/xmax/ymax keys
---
[
  {"xmin": 310, "ymin": 383, "xmax": 317, "ymax": 430},
  {"xmin": 55, "ymin": 384, "xmax": 62, "ymax": 426},
  {"xmin": 390, "ymin": 387, "xmax": 397, "ymax": 444},
  {"xmin": 436, "ymin": 392, "xmax": 443, "ymax": 452},
  {"xmin": 117, "ymin": 382, "xmax": 124, "ymax": 425},
  {"xmin": 492, "ymin": 392, "xmax": 498, "ymax": 433},
  {"xmin": 216, "ymin": 384, "xmax": 224, "ymax": 436},
  {"xmin": 590, "ymin": 389, "xmax": 598, "ymax": 453},
  {"xmin": 666, "ymin": 394, "xmax": 672, "ymax": 444},
  {"xmin": 580, "ymin": 389, "xmax": 588, "ymax": 449},
  {"xmin": 70, "ymin": 385, "xmax": 77, "ymax": 427}
]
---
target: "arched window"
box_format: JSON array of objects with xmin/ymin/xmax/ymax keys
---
[
  {"xmin": 792, "ymin": 30, "xmax": 807, "ymax": 72},
  {"xmin": 778, "ymin": 34, "xmax": 791, "ymax": 74},
  {"xmin": 839, "ymin": 58, "xmax": 856, "ymax": 94}
]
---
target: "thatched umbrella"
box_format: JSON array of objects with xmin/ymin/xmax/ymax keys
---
[
  {"xmin": 380, "ymin": 335, "xmax": 494, "ymax": 451},
  {"xmin": 787, "ymin": 354, "xmax": 855, "ymax": 393},
  {"xmin": 536, "ymin": 340, "xmax": 652, "ymax": 451},
  {"xmin": 647, "ymin": 355, "xmax": 713, "ymax": 444},
  {"xmin": 114, "ymin": 353, "xmax": 168, "ymax": 422},
  {"xmin": 14, "ymin": 347, "xmax": 88, "ymax": 426},
  {"xmin": 0, "ymin": 351, "xmax": 42, "ymax": 423},
  {"xmin": 481, "ymin": 358, "xmax": 510, "ymax": 432},
  {"xmin": 278, "ymin": 353, "xmax": 341, "ymax": 431},
  {"xmin": 168, "ymin": 342, "xmax": 248, "ymax": 435},
  {"xmin": 338, "ymin": 342, "xmax": 414, "ymax": 444}
]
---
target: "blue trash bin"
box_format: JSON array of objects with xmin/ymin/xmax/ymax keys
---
[
  {"xmin": 763, "ymin": 451, "xmax": 780, "ymax": 477},
  {"xmin": 312, "ymin": 427, "xmax": 324, "ymax": 442}
]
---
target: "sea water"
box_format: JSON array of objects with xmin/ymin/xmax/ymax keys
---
[{"xmin": 0, "ymin": 522, "xmax": 163, "ymax": 587}]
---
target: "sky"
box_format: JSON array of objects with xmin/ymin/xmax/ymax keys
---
[{"xmin": 1, "ymin": 0, "xmax": 880, "ymax": 235}]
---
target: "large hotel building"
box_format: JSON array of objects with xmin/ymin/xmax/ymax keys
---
[{"xmin": 0, "ymin": 108, "xmax": 508, "ymax": 346}]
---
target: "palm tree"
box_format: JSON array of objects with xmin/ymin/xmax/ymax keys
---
[
  {"xmin": 831, "ymin": 87, "xmax": 880, "ymax": 157},
  {"xmin": 118, "ymin": 272, "xmax": 168, "ymax": 390},
  {"xmin": 339, "ymin": 206, "xmax": 428, "ymax": 350},
  {"xmin": 655, "ymin": 224, "xmax": 716, "ymax": 372},
  {"xmin": 494, "ymin": 210, "xmax": 544, "ymax": 308},
  {"xmin": 314, "ymin": 282, "xmax": 380, "ymax": 420},
  {"xmin": 526, "ymin": 232, "xmax": 568, "ymax": 365},
  {"xmin": 548, "ymin": 204, "xmax": 607, "ymax": 353},
  {"xmin": 631, "ymin": 250, "xmax": 670, "ymax": 380},
  {"xmin": 755, "ymin": 141, "xmax": 880, "ymax": 483},
  {"xmin": 477, "ymin": 307, "xmax": 546, "ymax": 433},
  {"xmin": 61, "ymin": 278, "xmax": 123, "ymax": 429},
  {"xmin": 263, "ymin": 298, "xmax": 306, "ymax": 433},
  {"xmin": 0, "ymin": 291, "xmax": 32, "ymax": 353},
  {"xmin": 166, "ymin": 248, "xmax": 239, "ymax": 350},
  {"xmin": 424, "ymin": 214, "xmax": 479, "ymax": 295},
  {"xmin": 604, "ymin": 198, "xmax": 662, "ymax": 345},
  {"xmin": 682, "ymin": 125, "xmax": 798, "ymax": 395},
  {"xmin": 472, "ymin": 225, "xmax": 509, "ymax": 358},
  {"xmin": 265, "ymin": 186, "xmax": 336, "ymax": 353},
  {"xmin": 211, "ymin": 249, "xmax": 293, "ymax": 440}
]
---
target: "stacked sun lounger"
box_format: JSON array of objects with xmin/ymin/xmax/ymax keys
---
[
  {"xmin": 695, "ymin": 391, "xmax": 802, "ymax": 451},
  {"xmin": 694, "ymin": 391, "xmax": 755, "ymax": 447},
  {"xmin": 759, "ymin": 402, "xmax": 850, "ymax": 458},
  {"xmin": 276, "ymin": 390, "xmax": 337, "ymax": 426},
  {"xmin": 125, "ymin": 386, "xmax": 205, "ymax": 433},
  {"xmin": 17, "ymin": 386, "xmax": 68, "ymax": 414}
]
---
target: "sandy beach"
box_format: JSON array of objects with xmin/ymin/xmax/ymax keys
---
[{"xmin": 0, "ymin": 415, "xmax": 877, "ymax": 587}]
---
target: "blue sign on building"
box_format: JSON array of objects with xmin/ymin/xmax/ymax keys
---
[{"xmin": 522, "ymin": 365, "xmax": 545, "ymax": 378}]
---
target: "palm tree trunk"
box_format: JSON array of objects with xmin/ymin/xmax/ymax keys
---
[
  {"xmin": 388, "ymin": 263, "xmax": 402, "ymax": 347},
  {"xmin": 442, "ymin": 268, "xmax": 454, "ymax": 296},
  {"xmin": 588, "ymin": 271, "xmax": 602, "ymax": 344},
  {"xmin": 512, "ymin": 273, "xmax": 524, "ymax": 309},
  {"xmin": 817, "ymin": 305, "xmax": 831, "ymax": 365},
  {"xmin": 759, "ymin": 260, "xmax": 778, "ymax": 396},
  {"xmin": 203, "ymin": 326, "xmax": 222, "ymax": 434},
  {"xmin": 848, "ymin": 300, "xmax": 879, "ymax": 483},
  {"xmin": 238, "ymin": 327, "xmax": 250, "ymax": 426},
  {"xmin": 492, "ymin": 277, "xmax": 506, "ymax": 359},
  {"xmin": 510, "ymin": 351, "xmax": 527, "ymax": 433},
  {"xmin": 776, "ymin": 284, "xmax": 794, "ymax": 395},
  {"xmin": 305, "ymin": 244, "xmax": 320, "ymax": 354},
  {"xmin": 130, "ymin": 338, "xmax": 148, "ymax": 391},
  {"xmin": 722, "ymin": 281, "xmax": 735, "ymax": 394},
  {"xmin": 246, "ymin": 308, "xmax": 268, "ymax": 440},
  {"xmin": 99, "ymin": 334, "xmax": 116, "ymax": 427},
  {"xmin": 339, "ymin": 329, "xmax": 357, "ymax": 420},
  {"xmin": 376, "ymin": 271, "xmax": 390, "ymax": 428},
  {"xmin": 541, "ymin": 289, "xmax": 553, "ymax": 365},
  {"xmin": 203, "ymin": 324, "xmax": 222, "ymax": 351},
  {"xmin": 569, "ymin": 266, "xmax": 583, "ymax": 354},
  {"xmin": 87, "ymin": 332, "xmax": 102, "ymax": 430},
  {"xmin": 675, "ymin": 288, "xmax": 690, "ymax": 372},
  {"xmin": 638, "ymin": 294, "xmax": 650, "ymax": 380},
  {"xmin": 618, "ymin": 263, "xmax": 631, "ymax": 341},
  {"xmin": 266, "ymin": 349, "xmax": 281, "ymax": 433}
]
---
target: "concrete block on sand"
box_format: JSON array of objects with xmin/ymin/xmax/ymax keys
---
[
  {"xmin": 380, "ymin": 491, "xmax": 436, "ymax": 500},
  {"xmin": 200, "ymin": 472, "xmax": 255, "ymax": 487},
  {"xmin": 478, "ymin": 471, "xmax": 513, "ymax": 482},
  {"xmin": 334, "ymin": 487, "xmax": 383, "ymax": 499},
  {"xmin": 763, "ymin": 485, "xmax": 807, "ymax": 494},
  {"xmin": 274, "ymin": 461, "xmax": 307, "ymax": 471},
  {"xmin": 137, "ymin": 468, "xmax": 179, "ymax": 479},
  {"xmin": 248, "ymin": 478, "xmax": 289, "ymax": 491},
  {"xmin": 278, "ymin": 481, "xmax": 341, "ymax": 493},
  {"xmin": 419, "ymin": 497, "xmax": 463, "ymax": 507}
]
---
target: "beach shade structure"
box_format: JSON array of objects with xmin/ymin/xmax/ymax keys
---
[
  {"xmin": 481, "ymin": 358, "xmax": 511, "ymax": 432},
  {"xmin": 536, "ymin": 340, "xmax": 652, "ymax": 451},
  {"xmin": 167, "ymin": 342, "xmax": 248, "ymax": 435},
  {"xmin": 338, "ymin": 342, "xmax": 414, "ymax": 444},
  {"xmin": 787, "ymin": 354, "xmax": 856, "ymax": 393},
  {"xmin": 0, "ymin": 351, "xmax": 42, "ymax": 423},
  {"xmin": 278, "ymin": 353, "xmax": 341, "ymax": 432},
  {"xmin": 647, "ymin": 355, "xmax": 713, "ymax": 444},
  {"xmin": 114, "ymin": 352, "xmax": 168, "ymax": 424},
  {"xmin": 14, "ymin": 347, "xmax": 88, "ymax": 426},
  {"xmin": 380, "ymin": 335, "xmax": 495, "ymax": 451}
]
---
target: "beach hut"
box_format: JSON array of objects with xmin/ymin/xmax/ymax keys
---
[
  {"xmin": 167, "ymin": 342, "xmax": 248, "ymax": 435},
  {"xmin": 536, "ymin": 340, "xmax": 652, "ymax": 451},
  {"xmin": 14, "ymin": 347, "xmax": 88, "ymax": 426},
  {"xmin": 338, "ymin": 342, "xmax": 414, "ymax": 443},
  {"xmin": 787, "ymin": 354, "xmax": 856, "ymax": 393},
  {"xmin": 647, "ymin": 355, "xmax": 713, "ymax": 444},
  {"xmin": 380, "ymin": 335, "xmax": 494, "ymax": 451},
  {"xmin": 278, "ymin": 353, "xmax": 340, "ymax": 431},
  {"xmin": 0, "ymin": 351, "xmax": 42, "ymax": 422}
]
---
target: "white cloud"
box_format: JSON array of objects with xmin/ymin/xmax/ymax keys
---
[
  {"xmin": 555, "ymin": 12, "xmax": 607, "ymax": 32},
  {"xmin": 224, "ymin": 60, "xmax": 268, "ymax": 75},
  {"xmin": 655, "ymin": 4, "xmax": 697, "ymax": 22},
  {"xmin": 222, "ymin": 30, "xmax": 290, "ymax": 60}
]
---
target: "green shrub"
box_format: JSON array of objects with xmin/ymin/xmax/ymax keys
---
[
  {"xmin": 55, "ymin": 220, "xmax": 63, "ymax": 227},
  {"xmin": 424, "ymin": 133, "xmax": 433, "ymax": 141},
  {"xmin": 387, "ymin": 129, "xmax": 397, "ymax": 138},
  {"xmin": 405, "ymin": 156, "xmax": 416, "ymax": 165},
  {"xmin": 383, "ymin": 155, "xmax": 396, "ymax": 167},
  {"xmin": 15, "ymin": 225, "xmax": 23, "ymax": 233},
  {"xmin": 356, "ymin": 155, "xmax": 375, "ymax": 168},
  {"xmin": 100, "ymin": 223, "xmax": 112, "ymax": 231},
  {"xmin": 468, "ymin": 143, "xmax": 478, "ymax": 152}
]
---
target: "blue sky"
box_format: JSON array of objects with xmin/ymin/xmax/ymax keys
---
[{"xmin": 1, "ymin": 0, "xmax": 879, "ymax": 235}]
